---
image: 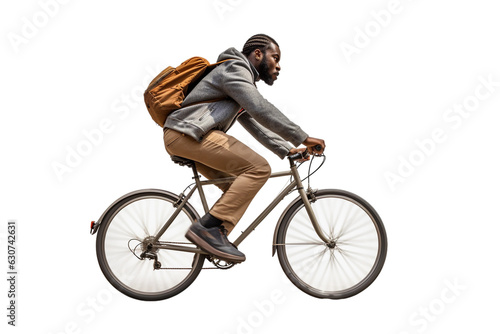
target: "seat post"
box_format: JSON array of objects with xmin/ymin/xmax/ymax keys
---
[
  {"xmin": 171, "ymin": 155, "xmax": 210, "ymax": 214},
  {"xmin": 190, "ymin": 162, "xmax": 209, "ymax": 214}
]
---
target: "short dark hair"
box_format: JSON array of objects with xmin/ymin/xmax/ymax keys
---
[{"xmin": 241, "ymin": 34, "xmax": 279, "ymax": 56}]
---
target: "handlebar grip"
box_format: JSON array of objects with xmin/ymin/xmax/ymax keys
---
[
  {"xmin": 313, "ymin": 144, "xmax": 323, "ymax": 153},
  {"xmin": 288, "ymin": 152, "xmax": 304, "ymax": 161}
]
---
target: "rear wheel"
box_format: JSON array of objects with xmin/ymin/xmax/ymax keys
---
[
  {"xmin": 276, "ymin": 189, "xmax": 387, "ymax": 299},
  {"xmin": 96, "ymin": 190, "xmax": 204, "ymax": 301}
]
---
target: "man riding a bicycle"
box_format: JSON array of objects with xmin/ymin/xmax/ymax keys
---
[{"xmin": 163, "ymin": 34, "xmax": 325, "ymax": 263}]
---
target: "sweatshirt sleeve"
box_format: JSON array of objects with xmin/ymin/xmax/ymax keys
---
[
  {"xmin": 237, "ymin": 112, "xmax": 293, "ymax": 159},
  {"xmin": 219, "ymin": 61, "xmax": 308, "ymax": 147}
]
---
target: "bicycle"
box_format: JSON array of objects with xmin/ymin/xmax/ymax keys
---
[{"xmin": 90, "ymin": 148, "xmax": 387, "ymax": 301}]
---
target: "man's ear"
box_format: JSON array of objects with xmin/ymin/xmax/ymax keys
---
[
  {"xmin": 247, "ymin": 48, "xmax": 263, "ymax": 69},
  {"xmin": 254, "ymin": 48, "xmax": 263, "ymax": 61}
]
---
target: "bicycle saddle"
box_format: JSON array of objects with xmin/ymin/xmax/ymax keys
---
[{"xmin": 171, "ymin": 156, "xmax": 195, "ymax": 167}]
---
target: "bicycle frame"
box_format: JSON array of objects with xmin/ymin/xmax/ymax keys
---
[{"xmin": 152, "ymin": 156, "xmax": 330, "ymax": 255}]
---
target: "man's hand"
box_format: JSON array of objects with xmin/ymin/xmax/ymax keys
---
[
  {"xmin": 288, "ymin": 147, "xmax": 310, "ymax": 161},
  {"xmin": 302, "ymin": 137, "xmax": 326, "ymax": 154}
]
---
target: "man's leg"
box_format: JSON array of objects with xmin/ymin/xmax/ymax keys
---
[
  {"xmin": 164, "ymin": 129, "xmax": 271, "ymax": 231},
  {"xmin": 164, "ymin": 129, "xmax": 271, "ymax": 262},
  {"xmin": 194, "ymin": 163, "xmax": 232, "ymax": 194}
]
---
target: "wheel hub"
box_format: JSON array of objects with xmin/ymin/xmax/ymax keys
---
[
  {"xmin": 326, "ymin": 240, "xmax": 336, "ymax": 249},
  {"xmin": 141, "ymin": 236, "xmax": 159, "ymax": 253}
]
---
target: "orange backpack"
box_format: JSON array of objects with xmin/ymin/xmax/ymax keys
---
[{"xmin": 144, "ymin": 57, "xmax": 229, "ymax": 127}]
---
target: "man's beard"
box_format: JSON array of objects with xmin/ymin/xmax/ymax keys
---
[{"xmin": 257, "ymin": 56, "xmax": 274, "ymax": 86}]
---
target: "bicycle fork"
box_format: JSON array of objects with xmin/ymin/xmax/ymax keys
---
[{"xmin": 289, "ymin": 160, "xmax": 331, "ymax": 245}]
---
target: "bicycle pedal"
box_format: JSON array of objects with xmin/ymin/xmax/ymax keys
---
[{"xmin": 209, "ymin": 256, "xmax": 236, "ymax": 270}]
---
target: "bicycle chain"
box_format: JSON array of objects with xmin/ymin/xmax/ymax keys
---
[{"xmin": 156, "ymin": 266, "xmax": 219, "ymax": 270}]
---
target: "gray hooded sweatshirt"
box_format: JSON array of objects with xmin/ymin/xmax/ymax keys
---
[{"xmin": 164, "ymin": 47, "xmax": 309, "ymax": 159}]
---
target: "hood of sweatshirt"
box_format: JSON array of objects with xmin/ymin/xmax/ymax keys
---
[{"xmin": 217, "ymin": 47, "xmax": 260, "ymax": 83}]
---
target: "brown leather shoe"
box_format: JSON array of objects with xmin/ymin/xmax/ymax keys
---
[{"xmin": 185, "ymin": 222, "xmax": 246, "ymax": 263}]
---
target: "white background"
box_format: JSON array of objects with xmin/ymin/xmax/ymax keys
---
[{"xmin": 1, "ymin": 0, "xmax": 499, "ymax": 333}]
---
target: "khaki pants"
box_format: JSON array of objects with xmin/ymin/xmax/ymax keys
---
[{"xmin": 163, "ymin": 129, "xmax": 271, "ymax": 233}]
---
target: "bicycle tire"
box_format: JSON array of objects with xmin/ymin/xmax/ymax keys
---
[
  {"xmin": 96, "ymin": 189, "xmax": 204, "ymax": 301},
  {"xmin": 276, "ymin": 189, "xmax": 387, "ymax": 299}
]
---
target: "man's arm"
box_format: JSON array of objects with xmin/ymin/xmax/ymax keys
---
[
  {"xmin": 219, "ymin": 62, "xmax": 308, "ymax": 147},
  {"xmin": 237, "ymin": 112, "xmax": 293, "ymax": 159}
]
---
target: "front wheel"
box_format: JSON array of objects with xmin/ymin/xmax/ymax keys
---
[
  {"xmin": 95, "ymin": 189, "xmax": 204, "ymax": 301},
  {"xmin": 276, "ymin": 189, "xmax": 387, "ymax": 299}
]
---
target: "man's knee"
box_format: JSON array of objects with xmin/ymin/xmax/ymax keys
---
[{"xmin": 255, "ymin": 160, "xmax": 272, "ymax": 181}]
